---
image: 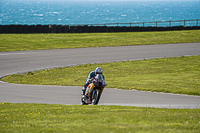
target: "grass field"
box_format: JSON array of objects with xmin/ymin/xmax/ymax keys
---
[
  {"xmin": 2, "ymin": 56, "xmax": 200, "ymax": 96},
  {"xmin": 0, "ymin": 30, "xmax": 200, "ymax": 52},
  {"xmin": 1, "ymin": 31, "xmax": 200, "ymax": 132},
  {"xmin": 1, "ymin": 103, "xmax": 200, "ymax": 133}
]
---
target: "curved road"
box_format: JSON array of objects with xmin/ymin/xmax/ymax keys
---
[{"xmin": 1, "ymin": 43, "xmax": 200, "ymax": 109}]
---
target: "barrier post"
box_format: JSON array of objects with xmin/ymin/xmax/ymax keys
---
[{"xmin": 184, "ymin": 20, "xmax": 186, "ymax": 27}]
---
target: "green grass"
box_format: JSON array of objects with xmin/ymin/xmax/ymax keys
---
[
  {"xmin": 2, "ymin": 56, "xmax": 200, "ymax": 96},
  {"xmin": 1, "ymin": 31, "xmax": 200, "ymax": 132},
  {"xmin": 1, "ymin": 103, "xmax": 200, "ymax": 133},
  {"xmin": 0, "ymin": 30, "xmax": 200, "ymax": 52}
]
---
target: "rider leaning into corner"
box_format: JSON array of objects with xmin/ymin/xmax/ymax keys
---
[{"xmin": 82, "ymin": 67, "xmax": 105, "ymax": 96}]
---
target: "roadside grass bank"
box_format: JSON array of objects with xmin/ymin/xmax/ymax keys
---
[
  {"xmin": 2, "ymin": 56, "xmax": 200, "ymax": 96},
  {"xmin": 1, "ymin": 103, "xmax": 200, "ymax": 133},
  {"xmin": 0, "ymin": 30, "xmax": 200, "ymax": 52}
]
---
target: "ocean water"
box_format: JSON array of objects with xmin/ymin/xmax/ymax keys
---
[{"xmin": 0, "ymin": 0, "xmax": 200, "ymax": 26}]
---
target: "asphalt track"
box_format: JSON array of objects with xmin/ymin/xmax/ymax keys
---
[{"xmin": 1, "ymin": 43, "xmax": 200, "ymax": 109}]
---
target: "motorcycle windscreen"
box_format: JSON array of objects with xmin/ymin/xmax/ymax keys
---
[{"xmin": 95, "ymin": 74, "xmax": 104, "ymax": 81}]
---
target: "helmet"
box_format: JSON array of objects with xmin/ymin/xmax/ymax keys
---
[{"xmin": 95, "ymin": 67, "xmax": 103, "ymax": 74}]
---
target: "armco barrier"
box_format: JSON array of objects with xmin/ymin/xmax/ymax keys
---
[
  {"xmin": 89, "ymin": 26, "xmax": 95, "ymax": 33},
  {"xmin": 62, "ymin": 25, "xmax": 69, "ymax": 33},
  {"xmin": 42, "ymin": 25, "xmax": 49, "ymax": 33},
  {"xmin": 76, "ymin": 26, "xmax": 83, "ymax": 33},
  {"xmin": 97, "ymin": 26, "xmax": 102, "ymax": 32},
  {"xmin": 9, "ymin": 25, "xmax": 16, "ymax": 33},
  {"xmin": 56, "ymin": 25, "xmax": 62, "ymax": 33},
  {"xmin": 23, "ymin": 25, "xmax": 29, "ymax": 33},
  {"xmin": 49, "ymin": 25, "xmax": 56, "ymax": 33},
  {"xmin": 29, "ymin": 25, "xmax": 36, "ymax": 33},
  {"xmin": 0, "ymin": 25, "xmax": 3, "ymax": 33},
  {"xmin": 0, "ymin": 24, "xmax": 199, "ymax": 34},
  {"xmin": 69, "ymin": 26, "xmax": 76, "ymax": 33},
  {"xmin": 3, "ymin": 25, "xmax": 10, "ymax": 33},
  {"xmin": 35, "ymin": 25, "xmax": 43, "ymax": 33},
  {"xmin": 83, "ymin": 26, "xmax": 89, "ymax": 33},
  {"xmin": 107, "ymin": 26, "xmax": 115, "ymax": 32}
]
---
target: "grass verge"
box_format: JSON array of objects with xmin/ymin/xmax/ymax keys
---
[
  {"xmin": 2, "ymin": 56, "xmax": 200, "ymax": 96},
  {"xmin": 0, "ymin": 103, "xmax": 200, "ymax": 133},
  {"xmin": 0, "ymin": 30, "xmax": 200, "ymax": 52}
]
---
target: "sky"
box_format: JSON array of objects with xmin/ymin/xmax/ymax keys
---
[
  {"xmin": 23, "ymin": 0, "xmax": 200, "ymax": 1},
  {"xmin": 60, "ymin": 0, "xmax": 196, "ymax": 1},
  {"xmin": 57, "ymin": 0, "xmax": 200, "ymax": 1},
  {"xmin": 13, "ymin": 0, "xmax": 200, "ymax": 2}
]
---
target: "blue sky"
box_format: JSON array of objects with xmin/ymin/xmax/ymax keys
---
[
  {"xmin": 20, "ymin": 0, "xmax": 199, "ymax": 1},
  {"xmin": 63, "ymin": 0, "xmax": 200, "ymax": 1},
  {"xmin": 30, "ymin": 0, "xmax": 200, "ymax": 1}
]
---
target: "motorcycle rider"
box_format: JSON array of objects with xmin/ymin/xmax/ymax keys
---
[{"xmin": 82, "ymin": 67, "xmax": 104, "ymax": 95}]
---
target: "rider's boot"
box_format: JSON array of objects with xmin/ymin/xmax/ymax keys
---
[
  {"xmin": 82, "ymin": 83, "xmax": 88, "ymax": 95},
  {"xmin": 82, "ymin": 87, "xmax": 86, "ymax": 95}
]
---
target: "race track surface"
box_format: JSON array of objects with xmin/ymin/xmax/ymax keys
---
[{"xmin": 1, "ymin": 43, "xmax": 200, "ymax": 108}]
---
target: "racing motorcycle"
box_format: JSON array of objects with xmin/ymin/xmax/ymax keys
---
[{"xmin": 81, "ymin": 74, "xmax": 107, "ymax": 105}]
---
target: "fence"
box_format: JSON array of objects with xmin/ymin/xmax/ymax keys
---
[
  {"xmin": 0, "ymin": 19, "xmax": 199, "ymax": 34},
  {"xmin": 88, "ymin": 19, "xmax": 200, "ymax": 27}
]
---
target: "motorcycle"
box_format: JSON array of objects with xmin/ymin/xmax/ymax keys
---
[{"xmin": 81, "ymin": 74, "xmax": 107, "ymax": 105}]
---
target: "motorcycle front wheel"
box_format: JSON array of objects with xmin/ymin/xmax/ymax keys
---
[
  {"xmin": 81, "ymin": 95, "xmax": 88, "ymax": 105},
  {"xmin": 92, "ymin": 90, "xmax": 101, "ymax": 105}
]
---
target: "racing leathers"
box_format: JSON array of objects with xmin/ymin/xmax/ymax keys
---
[{"xmin": 82, "ymin": 71, "xmax": 105, "ymax": 95}]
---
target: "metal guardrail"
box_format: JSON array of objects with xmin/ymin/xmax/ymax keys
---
[
  {"xmin": 75, "ymin": 19, "xmax": 200, "ymax": 27},
  {"xmin": 1, "ymin": 24, "xmax": 199, "ymax": 34},
  {"xmin": 1, "ymin": 19, "xmax": 199, "ymax": 34}
]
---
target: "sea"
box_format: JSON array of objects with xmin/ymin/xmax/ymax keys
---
[{"xmin": 1, "ymin": 0, "xmax": 200, "ymax": 27}]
